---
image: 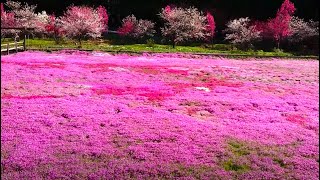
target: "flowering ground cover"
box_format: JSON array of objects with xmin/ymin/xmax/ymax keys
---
[{"xmin": 1, "ymin": 51, "xmax": 319, "ymax": 179}]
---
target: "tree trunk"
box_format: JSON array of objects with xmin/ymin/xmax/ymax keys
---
[
  {"xmin": 211, "ymin": 38, "xmax": 214, "ymax": 49},
  {"xmin": 277, "ymin": 37, "xmax": 281, "ymax": 49},
  {"xmin": 54, "ymin": 34, "xmax": 57, "ymax": 44},
  {"xmin": 78, "ymin": 37, "xmax": 82, "ymax": 48},
  {"xmin": 171, "ymin": 36, "xmax": 176, "ymax": 48}
]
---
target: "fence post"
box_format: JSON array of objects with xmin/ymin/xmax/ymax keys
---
[
  {"xmin": 15, "ymin": 40, "xmax": 18, "ymax": 52},
  {"xmin": 7, "ymin": 42, "xmax": 9, "ymax": 55}
]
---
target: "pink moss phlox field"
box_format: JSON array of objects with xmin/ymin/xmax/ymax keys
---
[{"xmin": 1, "ymin": 51, "xmax": 319, "ymax": 179}]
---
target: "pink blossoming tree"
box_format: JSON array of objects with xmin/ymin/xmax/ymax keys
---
[
  {"xmin": 117, "ymin": 15, "xmax": 135, "ymax": 36},
  {"xmin": 45, "ymin": 14, "xmax": 64, "ymax": 43},
  {"xmin": 60, "ymin": 5, "xmax": 106, "ymax": 47},
  {"xmin": 206, "ymin": 12, "xmax": 216, "ymax": 42},
  {"xmin": 1, "ymin": 3, "xmax": 4, "ymax": 13},
  {"xmin": 97, "ymin": 5, "xmax": 108, "ymax": 33},
  {"xmin": 1, "ymin": 2, "xmax": 17, "ymax": 38},
  {"xmin": 267, "ymin": 0, "xmax": 296, "ymax": 49}
]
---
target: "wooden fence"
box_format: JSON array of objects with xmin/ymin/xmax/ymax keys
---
[
  {"xmin": 1, "ymin": 27, "xmax": 34, "ymax": 55},
  {"xmin": 1, "ymin": 35, "xmax": 26, "ymax": 55}
]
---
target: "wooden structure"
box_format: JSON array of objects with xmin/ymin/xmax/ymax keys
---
[
  {"xmin": 1, "ymin": 27, "xmax": 35, "ymax": 55},
  {"xmin": 1, "ymin": 35, "xmax": 26, "ymax": 55}
]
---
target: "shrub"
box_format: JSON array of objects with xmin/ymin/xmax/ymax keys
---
[
  {"xmin": 146, "ymin": 38, "xmax": 155, "ymax": 47},
  {"xmin": 159, "ymin": 5, "xmax": 209, "ymax": 48},
  {"xmin": 117, "ymin": 15, "xmax": 135, "ymax": 36},
  {"xmin": 224, "ymin": 17, "xmax": 261, "ymax": 50},
  {"xmin": 117, "ymin": 14, "xmax": 155, "ymax": 40}
]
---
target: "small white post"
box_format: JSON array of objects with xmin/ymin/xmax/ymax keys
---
[
  {"xmin": 7, "ymin": 42, "xmax": 9, "ymax": 55},
  {"xmin": 15, "ymin": 41, "xmax": 18, "ymax": 52}
]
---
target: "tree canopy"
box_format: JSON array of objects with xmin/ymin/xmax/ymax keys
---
[{"xmin": 6, "ymin": 0, "xmax": 318, "ymax": 31}]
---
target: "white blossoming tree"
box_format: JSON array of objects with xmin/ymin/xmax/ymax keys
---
[
  {"xmin": 224, "ymin": 17, "xmax": 261, "ymax": 49},
  {"xmin": 4, "ymin": 1, "xmax": 52, "ymax": 38},
  {"xmin": 5, "ymin": 1, "xmax": 37, "ymax": 28},
  {"xmin": 34, "ymin": 11, "xmax": 50, "ymax": 36},
  {"xmin": 159, "ymin": 6, "xmax": 209, "ymax": 48},
  {"xmin": 289, "ymin": 16, "xmax": 318, "ymax": 43}
]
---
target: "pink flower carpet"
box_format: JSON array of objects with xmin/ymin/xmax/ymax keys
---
[{"xmin": 1, "ymin": 51, "xmax": 319, "ymax": 179}]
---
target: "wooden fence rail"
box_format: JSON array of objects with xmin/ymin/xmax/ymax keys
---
[{"xmin": 1, "ymin": 35, "xmax": 26, "ymax": 55}]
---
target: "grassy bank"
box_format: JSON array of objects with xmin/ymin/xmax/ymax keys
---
[{"xmin": 2, "ymin": 38, "xmax": 318, "ymax": 58}]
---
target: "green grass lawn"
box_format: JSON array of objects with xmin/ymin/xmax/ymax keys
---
[{"xmin": 1, "ymin": 38, "xmax": 318, "ymax": 58}]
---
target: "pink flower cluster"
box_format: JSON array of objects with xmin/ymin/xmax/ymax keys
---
[{"xmin": 1, "ymin": 51, "xmax": 319, "ymax": 179}]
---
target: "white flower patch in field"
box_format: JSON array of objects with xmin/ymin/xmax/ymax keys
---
[
  {"xmin": 66, "ymin": 83, "xmax": 92, "ymax": 89},
  {"xmin": 108, "ymin": 67, "xmax": 130, "ymax": 72},
  {"xmin": 46, "ymin": 56, "xmax": 64, "ymax": 60},
  {"xmin": 78, "ymin": 84, "xmax": 93, "ymax": 89},
  {"xmin": 220, "ymin": 66, "xmax": 240, "ymax": 69},
  {"xmin": 135, "ymin": 57, "xmax": 152, "ymax": 61},
  {"xmin": 51, "ymin": 63, "xmax": 64, "ymax": 66},
  {"xmin": 168, "ymin": 67, "xmax": 189, "ymax": 71},
  {"xmin": 93, "ymin": 52, "xmax": 112, "ymax": 57},
  {"xmin": 195, "ymin": 87, "xmax": 211, "ymax": 92}
]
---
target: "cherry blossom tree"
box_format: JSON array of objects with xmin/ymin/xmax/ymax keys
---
[
  {"xmin": 224, "ymin": 17, "xmax": 261, "ymax": 49},
  {"xmin": 60, "ymin": 5, "xmax": 105, "ymax": 47},
  {"xmin": 117, "ymin": 15, "xmax": 155, "ymax": 39},
  {"xmin": 159, "ymin": 6, "xmax": 209, "ymax": 48}
]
